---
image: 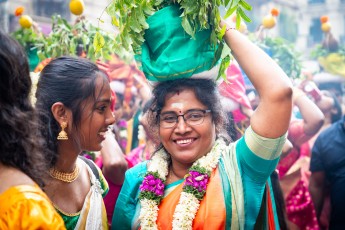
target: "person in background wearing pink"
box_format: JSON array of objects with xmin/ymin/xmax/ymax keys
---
[{"xmin": 278, "ymin": 84, "xmax": 324, "ymax": 230}]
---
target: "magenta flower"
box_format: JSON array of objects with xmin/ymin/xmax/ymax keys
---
[
  {"xmin": 183, "ymin": 170, "xmax": 210, "ymax": 199},
  {"xmin": 139, "ymin": 173, "xmax": 165, "ymax": 197}
]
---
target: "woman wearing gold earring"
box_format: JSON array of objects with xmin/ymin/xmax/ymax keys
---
[
  {"xmin": 35, "ymin": 56, "xmax": 116, "ymax": 229},
  {"xmin": 57, "ymin": 121, "xmax": 68, "ymax": 140}
]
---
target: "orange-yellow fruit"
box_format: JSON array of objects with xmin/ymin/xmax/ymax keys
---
[
  {"xmin": 69, "ymin": 0, "xmax": 84, "ymax": 16},
  {"xmin": 271, "ymin": 8, "xmax": 279, "ymax": 17},
  {"xmin": 19, "ymin": 15, "xmax": 33, "ymax": 28},
  {"xmin": 262, "ymin": 14, "xmax": 276, "ymax": 29},
  {"xmin": 321, "ymin": 22, "xmax": 331, "ymax": 32},
  {"xmin": 14, "ymin": 6, "xmax": 24, "ymax": 17},
  {"xmin": 320, "ymin": 16, "xmax": 329, "ymax": 24}
]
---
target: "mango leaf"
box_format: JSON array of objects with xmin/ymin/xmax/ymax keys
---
[
  {"xmin": 229, "ymin": 0, "xmax": 240, "ymax": 10},
  {"xmin": 237, "ymin": 7, "xmax": 251, "ymax": 22},
  {"xmin": 181, "ymin": 17, "xmax": 195, "ymax": 38},
  {"xmin": 239, "ymin": 0, "xmax": 252, "ymax": 11},
  {"xmin": 236, "ymin": 9, "xmax": 241, "ymax": 29},
  {"xmin": 212, "ymin": 42, "xmax": 224, "ymax": 67},
  {"xmin": 217, "ymin": 55, "xmax": 231, "ymax": 81},
  {"xmin": 129, "ymin": 10, "xmax": 142, "ymax": 33},
  {"xmin": 217, "ymin": 25, "xmax": 227, "ymax": 41},
  {"xmin": 93, "ymin": 32, "xmax": 105, "ymax": 53},
  {"xmin": 224, "ymin": 5, "xmax": 237, "ymax": 19}
]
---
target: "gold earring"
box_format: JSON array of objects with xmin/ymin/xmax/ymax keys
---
[{"xmin": 57, "ymin": 121, "xmax": 68, "ymax": 140}]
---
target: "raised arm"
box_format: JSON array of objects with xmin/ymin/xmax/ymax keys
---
[
  {"xmin": 222, "ymin": 23, "xmax": 293, "ymax": 138},
  {"xmin": 101, "ymin": 130, "xmax": 128, "ymax": 185},
  {"xmin": 292, "ymin": 87, "xmax": 324, "ymax": 146}
]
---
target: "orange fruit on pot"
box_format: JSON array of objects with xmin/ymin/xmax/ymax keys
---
[
  {"xmin": 262, "ymin": 14, "xmax": 276, "ymax": 29},
  {"xmin": 271, "ymin": 8, "xmax": 280, "ymax": 17},
  {"xmin": 321, "ymin": 22, "xmax": 331, "ymax": 32},
  {"xmin": 320, "ymin": 16, "xmax": 329, "ymax": 23},
  {"xmin": 19, "ymin": 15, "xmax": 33, "ymax": 28},
  {"xmin": 69, "ymin": 0, "xmax": 84, "ymax": 16},
  {"xmin": 14, "ymin": 6, "xmax": 24, "ymax": 17}
]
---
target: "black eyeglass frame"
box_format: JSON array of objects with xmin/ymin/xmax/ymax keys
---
[{"xmin": 159, "ymin": 109, "xmax": 212, "ymax": 129}]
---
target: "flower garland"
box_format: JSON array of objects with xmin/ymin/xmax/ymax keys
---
[
  {"xmin": 138, "ymin": 140, "xmax": 225, "ymax": 229},
  {"xmin": 29, "ymin": 72, "xmax": 40, "ymax": 106}
]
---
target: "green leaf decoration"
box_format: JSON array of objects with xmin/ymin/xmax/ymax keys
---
[
  {"xmin": 11, "ymin": 27, "xmax": 43, "ymax": 49},
  {"xmin": 218, "ymin": 54, "xmax": 231, "ymax": 81},
  {"xmin": 29, "ymin": 15, "xmax": 134, "ymax": 63},
  {"xmin": 239, "ymin": 0, "xmax": 252, "ymax": 11},
  {"xmin": 224, "ymin": 5, "xmax": 237, "ymax": 19},
  {"xmin": 310, "ymin": 44, "xmax": 345, "ymax": 59},
  {"xmin": 237, "ymin": 7, "xmax": 251, "ymax": 23},
  {"xmin": 105, "ymin": 0, "xmax": 252, "ymax": 55},
  {"xmin": 93, "ymin": 31, "xmax": 105, "ymax": 53}
]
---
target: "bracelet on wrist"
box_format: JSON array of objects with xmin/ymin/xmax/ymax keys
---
[{"xmin": 226, "ymin": 27, "xmax": 236, "ymax": 32}]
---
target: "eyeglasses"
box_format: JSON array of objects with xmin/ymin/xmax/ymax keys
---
[{"xmin": 159, "ymin": 109, "xmax": 211, "ymax": 128}]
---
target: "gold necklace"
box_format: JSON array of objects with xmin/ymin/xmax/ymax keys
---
[{"xmin": 49, "ymin": 164, "xmax": 80, "ymax": 183}]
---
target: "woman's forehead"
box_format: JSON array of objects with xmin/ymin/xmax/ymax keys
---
[{"xmin": 162, "ymin": 89, "xmax": 204, "ymax": 112}]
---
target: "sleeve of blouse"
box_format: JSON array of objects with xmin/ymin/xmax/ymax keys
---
[
  {"xmin": 234, "ymin": 126, "xmax": 287, "ymax": 229},
  {"xmin": 236, "ymin": 125, "xmax": 287, "ymax": 182},
  {"xmin": 0, "ymin": 196, "xmax": 66, "ymax": 230}
]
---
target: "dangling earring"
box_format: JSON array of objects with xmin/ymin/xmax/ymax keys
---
[{"xmin": 57, "ymin": 121, "xmax": 68, "ymax": 140}]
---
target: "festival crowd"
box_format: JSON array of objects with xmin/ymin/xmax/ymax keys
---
[{"xmin": 1, "ymin": 3, "xmax": 345, "ymax": 230}]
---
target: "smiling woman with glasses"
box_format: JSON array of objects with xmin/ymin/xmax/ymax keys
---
[{"xmin": 112, "ymin": 20, "xmax": 293, "ymax": 229}]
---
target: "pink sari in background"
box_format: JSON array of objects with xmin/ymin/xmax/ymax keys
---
[
  {"xmin": 277, "ymin": 120, "xmax": 319, "ymax": 230},
  {"xmin": 125, "ymin": 144, "xmax": 150, "ymax": 167},
  {"xmin": 95, "ymin": 156, "xmax": 130, "ymax": 228}
]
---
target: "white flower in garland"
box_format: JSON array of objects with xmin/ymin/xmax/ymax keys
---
[
  {"xmin": 139, "ymin": 199, "xmax": 160, "ymax": 229},
  {"xmin": 138, "ymin": 140, "xmax": 226, "ymax": 230},
  {"xmin": 29, "ymin": 72, "xmax": 40, "ymax": 106},
  {"xmin": 172, "ymin": 192, "xmax": 200, "ymax": 229}
]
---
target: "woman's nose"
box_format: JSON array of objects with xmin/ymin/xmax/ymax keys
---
[
  {"xmin": 174, "ymin": 116, "xmax": 191, "ymax": 133},
  {"xmin": 107, "ymin": 110, "xmax": 116, "ymax": 125}
]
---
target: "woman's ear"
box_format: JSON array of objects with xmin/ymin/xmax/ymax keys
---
[{"xmin": 51, "ymin": 102, "xmax": 70, "ymax": 125}]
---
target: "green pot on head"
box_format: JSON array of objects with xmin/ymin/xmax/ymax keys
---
[{"xmin": 140, "ymin": 5, "xmax": 219, "ymax": 82}]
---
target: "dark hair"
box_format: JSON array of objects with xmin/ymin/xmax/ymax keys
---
[
  {"xmin": 0, "ymin": 30, "xmax": 47, "ymax": 187},
  {"xmin": 142, "ymin": 98, "xmax": 154, "ymax": 114},
  {"xmin": 329, "ymin": 92, "xmax": 343, "ymax": 123},
  {"xmin": 149, "ymin": 78, "xmax": 228, "ymax": 140},
  {"xmin": 115, "ymin": 92, "xmax": 124, "ymax": 106},
  {"xmin": 35, "ymin": 56, "xmax": 108, "ymax": 167}
]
